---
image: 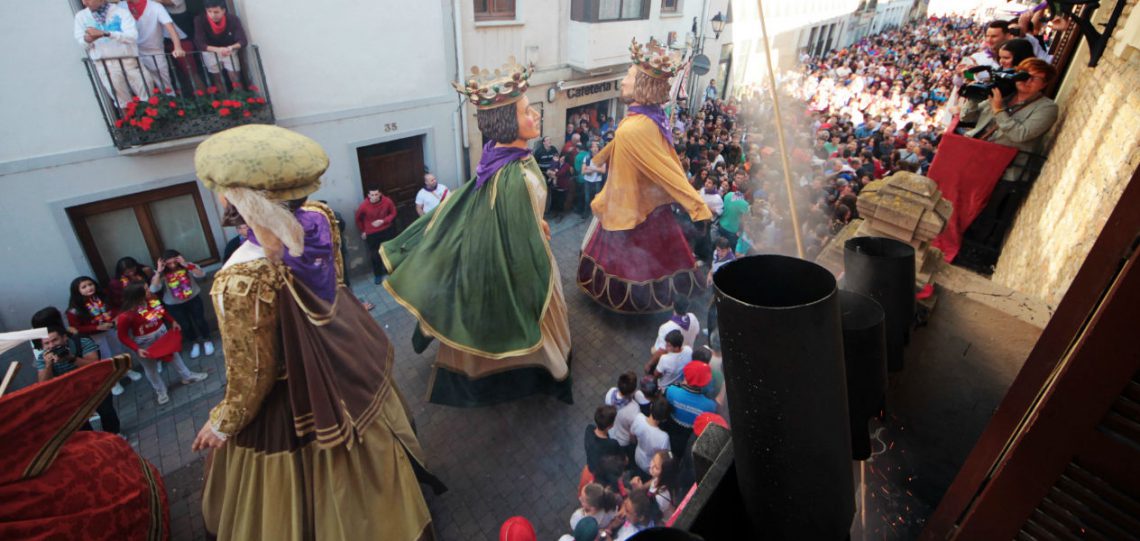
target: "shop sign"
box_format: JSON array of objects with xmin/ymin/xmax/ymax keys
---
[{"xmin": 566, "ymin": 79, "xmax": 619, "ymax": 100}]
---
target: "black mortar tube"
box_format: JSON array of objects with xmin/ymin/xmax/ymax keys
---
[
  {"xmin": 843, "ymin": 237, "xmax": 915, "ymax": 372},
  {"xmin": 713, "ymin": 255, "xmax": 855, "ymax": 540},
  {"xmin": 839, "ymin": 290, "xmax": 888, "ymax": 460}
]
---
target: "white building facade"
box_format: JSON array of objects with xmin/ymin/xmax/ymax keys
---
[
  {"xmin": 455, "ymin": 0, "xmax": 731, "ymax": 165},
  {"xmin": 871, "ymin": 0, "xmax": 912, "ymax": 33},
  {"xmin": 726, "ymin": 0, "xmax": 928, "ymax": 88},
  {"xmin": 0, "ymin": 0, "xmax": 462, "ymax": 330},
  {"xmin": 728, "ymin": 0, "xmax": 861, "ymax": 87}
]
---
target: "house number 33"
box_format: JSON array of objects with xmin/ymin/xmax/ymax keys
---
[{"xmin": 384, "ymin": 122, "xmax": 399, "ymax": 132}]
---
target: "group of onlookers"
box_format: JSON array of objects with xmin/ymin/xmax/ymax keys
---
[
  {"xmin": 74, "ymin": 0, "xmax": 248, "ymax": 110},
  {"xmin": 30, "ymin": 251, "xmax": 213, "ymax": 436}
]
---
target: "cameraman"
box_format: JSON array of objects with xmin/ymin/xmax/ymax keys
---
[
  {"xmin": 35, "ymin": 325, "xmax": 121, "ymax": 434},
  {"xmin": 952, "ymin": 58, "xmax": 1058, "ymax": 155}
]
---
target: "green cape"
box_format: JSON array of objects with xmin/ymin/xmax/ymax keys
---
[{"xmin": 380, "ymin": 157, "xmax": 553, "ymax": 358}]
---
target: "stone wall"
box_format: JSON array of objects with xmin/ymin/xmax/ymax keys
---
[{"xmin": 993, "ymin": 0, "xmax": 1140, "ymax": 306}]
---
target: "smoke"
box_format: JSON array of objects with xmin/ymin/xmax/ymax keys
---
[{"xmin": 728, "ymin": 77, "xmax": 833, "ymax": 261}]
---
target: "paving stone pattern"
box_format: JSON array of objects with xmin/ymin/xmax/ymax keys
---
[
  {"xmin": 92, "ymin": 206, "xmax": 1033, "ymax": 541},
  {"xmin": 117, "ymin": 214, "xmax": 690, "ymax": 541}
]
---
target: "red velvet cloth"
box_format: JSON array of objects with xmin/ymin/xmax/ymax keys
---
[
  {"xmin": 577, "ymin": 206, "xmax": 701, "ymax": 313},
  {"xmin": 0, "ymin": 432, "xmax": 169, "ymax": 541},
  {"xmin": 927, "ymin": 120, "xmax": 1019, "ymax": 262},
  {"xmin": 0, "ymin": 359, "xmax": 169, "ymax": 540}
]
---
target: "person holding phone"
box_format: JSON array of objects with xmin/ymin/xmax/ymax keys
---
[{"xmin": 150, "ymin": 249, "xmax": 214, "ymax": 359}]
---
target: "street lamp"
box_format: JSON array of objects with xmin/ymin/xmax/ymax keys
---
[
  {"xmin": 687, "ymin": 10, "xmax": 727, "ymax": 114},
  {"xmin": 710, "ymin": 11, "xmax": 726, "ymax": 39}
]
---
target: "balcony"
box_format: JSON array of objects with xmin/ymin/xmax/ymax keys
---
[
  {"xmin": 82, "ymin": 46, "xmax": 274, "ymax": 150},
  {"xmin": 568, "ymin": 0, "xmax": 653, "ymax": 72}
]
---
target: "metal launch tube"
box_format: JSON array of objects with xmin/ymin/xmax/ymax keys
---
[
  {"xmin": 713, "ymin": 255, "xmax": 854, "ymax": 539},
  {"xmin": 843, "ymin": 237, "xmax": 916, "ymax": 372},
  {"xmin": 838, "ymin": 290, "xmax": 888, "ymax": 460}
]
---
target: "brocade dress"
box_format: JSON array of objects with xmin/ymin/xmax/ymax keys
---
[
  {"xmin": 201, "ymin": 203, "xmax": 435, "ymax": 540},
  {"xmin": 577, "ymin": 109, "xmax": 712, "ymax": 313},
  {"xmin": 381, "ymin": 148, "xmax": 573, "ymax": 407}
]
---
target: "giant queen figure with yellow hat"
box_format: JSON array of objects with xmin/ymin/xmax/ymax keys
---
[
  {"xmin": 190, "ymin": 125, "xmax": 441, "ymax": 540},
  {"xmin": 381, "ymin": 59, "xmax": 573, "ymax": 407},
  {"xmin": 577, "ymin": 38, "xmax": 712, "ymax": 313}
]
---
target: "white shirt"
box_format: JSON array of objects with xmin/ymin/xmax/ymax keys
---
[
  {"xmin": 604, "ymin": 387, "xmax": 649, "ymax": 408},
  {"xmin": 415, "ymin": 185, "xmax": 449, "ymax": 214},
  {"xmin": 608, "ymin": 399, "xmax": 641, "ymax": 447},
  {"xmin": 702, "ymin": 191, "xmax": 724, "ymax": 216},
  {"xmin": 652, "ymin": 315, "xmax": 700, "ymax": 352},
  {"xmin": 74, "ymin": 5, "xmax": 140, "ymax": 60},
  {"xmin": 967, "ymin": 49, "xmax": 1000, "ymax": 70},
  {"xmin": 630, "ymin": 414, "xmax": 670, "ymax": 471},
  {"xmin": 656, "ymin": 345, "xmax": 693, "ymax": 389},
  {"xmin": 569, "ymin": 508, "xmax": 616, "ymax": 532},
  {"xmin": 132, "ymin": 1, "xmax": 185, "ymax": 53},
  {"xmin": 165, "ymin": 0, "xmax": 187, "ymax": 15}
]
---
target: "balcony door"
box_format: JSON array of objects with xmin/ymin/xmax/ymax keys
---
[{"xmin": 356, "ymin": 136, "xmax": 426, "ymax": 233}]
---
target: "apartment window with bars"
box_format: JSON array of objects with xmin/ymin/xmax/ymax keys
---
[
  {"xmin": 571, "ymin": 0, "xmax": 650, "ymax": 22},
  {"xmin": 474, "ymin": 0, "xmax": 516, "ymax": 21}
]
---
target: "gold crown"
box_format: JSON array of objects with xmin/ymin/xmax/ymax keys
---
[
  {"xmin": 452, "ymin": 57, "xmax": 534, "ymax": 110},
  {"xmin": 630, "ymin": 37, "xmax": 681, "ymax": 80}
]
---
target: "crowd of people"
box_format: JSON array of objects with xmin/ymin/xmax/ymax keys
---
[
  {"xmin": 486, "ymin": 296, "xmax": 726, "ymax": 541},
  {"xmin": 27, "ymin": 252, "xmax": 213, "ymax": 437},
  {"xmin": 27, "ymin": 9, "xmax": 1073, "ymax": 539},
  {"xmin": 75, "ymin": 0, "xmax": 249, "ymax": 111},
  {"xmin": 509, "ymin": 13, "xmax": 1067, "ymax": 539}
]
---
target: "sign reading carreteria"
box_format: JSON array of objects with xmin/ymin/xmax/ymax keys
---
[{"xmin": 566, "ymin": 79, "xmax": 620, "ymax": 100}]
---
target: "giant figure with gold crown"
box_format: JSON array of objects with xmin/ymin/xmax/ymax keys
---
[
  {"xmin": 381, "ymin": 59, "xmax": 573, "ymax": 407},
  {"xmin": 577, "ymin": 38, "xmax": 712, "ymax": 313},
  {"xmin": 190, "ymin": 125, "xmax": 441, "ymax": 540}
]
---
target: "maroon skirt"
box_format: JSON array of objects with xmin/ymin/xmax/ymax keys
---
[{"xmin": 577, "ymin": 206, "xmax": 702, "ymax": 313}]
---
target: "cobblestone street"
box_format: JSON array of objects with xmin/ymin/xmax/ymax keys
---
[
  {"xmin": 116, "ymin": 214, "xmax": 688, "ymax": 540},
  {"xmin": 91, "ymin": 203, "xmax": 1043, "ymax": 541}
]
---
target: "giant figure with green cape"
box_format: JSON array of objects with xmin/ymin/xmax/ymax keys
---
[{"xmin": 381, "ymin": 59, "xmax": 572, "ymax": 407}]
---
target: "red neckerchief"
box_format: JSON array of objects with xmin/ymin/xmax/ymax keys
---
[
  {"xmin": 208, "ymin": 14, "xmax": 228, "ymax": 35},
  {"xmin": 128, "ymin": 0, "xmax": 147, "ymax": 20}
]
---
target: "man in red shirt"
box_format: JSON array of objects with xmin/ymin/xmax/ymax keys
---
[{"xmin": 355, "ymin": 187, "xmax": 397, "ymax": 284}]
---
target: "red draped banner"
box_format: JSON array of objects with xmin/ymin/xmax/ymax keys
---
[{"xmin": 927, "ymin": 119, "xmax": 1019, "ymax": 262}]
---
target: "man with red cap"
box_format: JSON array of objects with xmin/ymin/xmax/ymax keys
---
[
  {"xmin": 693, "ymin": 412, "xmax": 729, "ymax": 437},
  {"xmin": 500, "ymin": 516, "xmax": 537, "ymax": 541},
  {"xmin": 664, "ymin": 362, "xmax": 718, "ymax": 429}
]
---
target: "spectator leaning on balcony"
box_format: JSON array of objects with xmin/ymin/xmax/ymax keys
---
[
  {"xmin": 962, "ymin": 20, "xmax": 1010, "ymax": 71},
  {"xmin": 193, "ymin": 0, "xmax": 247, "ymax": 89},
  {"xmin": 75, "ymin": 0, "xmax": 148, "ymax": 109},
  {"xmin": 955, "ymin": 58, "xmax": 1059, "ymax": 155},
  {"xmin": 158, "ymin": 0, "xmax": 194, "ymax": 38},
  {"xmin": 127, "ymin": 0, "xmax": 186, "ymax": 95},
  {"xmin": 954, "ymin": 58, "xmax": 1059, "ymax": 184}
]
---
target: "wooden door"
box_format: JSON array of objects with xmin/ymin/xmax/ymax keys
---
[
  {"xmin": 357, "ymin": 137, "xmax": 425, "ymax": 233},
  {"xmin": 923, "ymin": 167, "xmax": 1140, "ymax": 539}
]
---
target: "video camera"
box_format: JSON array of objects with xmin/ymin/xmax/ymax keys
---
[{"xmin": 959, "ymin": 66, "xmax": 1030, "ymax": 102}]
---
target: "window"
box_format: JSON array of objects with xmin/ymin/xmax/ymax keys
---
[
  {"xmin": 571, "ymin": 0, "xmax": 650, "ymax": 22},
  {"xmin": 68, "ymin": 182, "xmax": 220, "ymax": 284},
  {"xmin": 662, "ymin": 0, "xmax": 680, "ymax": 13},
  {"xmin": 474, "ymin": 0, "xmax": 516, "ymax": 21}
]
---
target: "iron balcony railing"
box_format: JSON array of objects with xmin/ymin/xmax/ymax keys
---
[{"xmin": 82, "ymin": 45, "xmax": 275, "ymax": 150}]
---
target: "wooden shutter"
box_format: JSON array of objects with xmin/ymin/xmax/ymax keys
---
[{"xmin": 922, "ymin": 166, "xmax": 1140, "ymax": 539}]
